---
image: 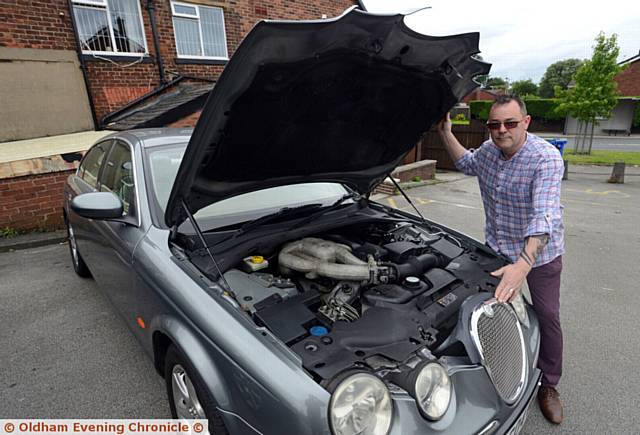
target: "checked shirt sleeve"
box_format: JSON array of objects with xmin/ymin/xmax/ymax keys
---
[
  {"xmin": 525, "ymin": 155, "xmax": 564, "ymax": 238},
  {"xmin": 454, "ymin": 149, "xmax": 478, "ymax": 176}
]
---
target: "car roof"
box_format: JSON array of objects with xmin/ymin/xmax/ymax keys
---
[{"xmin": 99, "ymin": 128, "xmax": 193, "ymax": 149}]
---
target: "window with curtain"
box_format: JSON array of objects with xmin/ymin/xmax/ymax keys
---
[
  {"xmin": 171, "ymin": 1, "xmax": 228, "ymax": 59},
  {"xmin": 72, "ymin": 0, "xmax": 147, "ymax": 55}
]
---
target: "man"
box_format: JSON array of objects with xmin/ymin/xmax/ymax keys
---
[{"xmin": 437, "ymin": 95, "xmax": 565, "ymax": 424}]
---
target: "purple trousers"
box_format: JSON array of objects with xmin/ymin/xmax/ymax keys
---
[{"xmin": 527, "ymin": 255, "xmax": 563, "ymax": 387}]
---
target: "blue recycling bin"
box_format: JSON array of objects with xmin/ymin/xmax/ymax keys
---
[{"xmin": 547, "ymin": 139, "xmax": 567, "ymax": 156}]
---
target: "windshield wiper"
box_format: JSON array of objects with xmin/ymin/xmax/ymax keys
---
[
  {"xmin": 288, "ymin": 191, "xmax": 361, "ymax": 231},
  {"xmin": 214, "ymin": 202, "xmax": 324, "ymax": 242}
]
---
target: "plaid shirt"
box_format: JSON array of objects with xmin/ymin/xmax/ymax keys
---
[{"xmin": 455, "ymin": 133, "xmax": 565, "ymax": 267}]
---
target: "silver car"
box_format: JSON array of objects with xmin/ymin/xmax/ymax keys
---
[{"xmin": 63, "ymin": 7, "xmax": 540, "ymax": 435}]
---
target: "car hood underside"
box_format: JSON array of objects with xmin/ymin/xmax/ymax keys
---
[{"xmin": 165, "ymin": 7, "xmax": 490, "ymax": 227}]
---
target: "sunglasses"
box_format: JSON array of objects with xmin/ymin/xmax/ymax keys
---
[{"xmin": 486, "ymin": 119, "xmax": 524, "ymax": 130}]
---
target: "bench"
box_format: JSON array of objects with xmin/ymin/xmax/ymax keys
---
[{"xmin": 602, "ymin": 128, "xmax": 630, "ymax": 136}]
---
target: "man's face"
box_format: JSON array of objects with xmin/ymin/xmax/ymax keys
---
[{"xmin": 487, "ymin": 100, "xmax": 531, "ymax": 157}]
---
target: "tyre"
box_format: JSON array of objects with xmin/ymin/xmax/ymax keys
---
[
  {"xmin": 66, "ymin": 218, "xmax": 91, "ymax": 278},
  {"xmin": 164, "ymin": 345, "xmax": 229, "ymax": 435}
]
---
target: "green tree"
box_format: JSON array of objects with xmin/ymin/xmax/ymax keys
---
[
  {"xmin": 510, "ymin": 79, "xmax": 538, "ymax": 97},
  {"xmin": 557, "ymin": 33, "xmax": 623, "ymax": 154},
  {"xmin": 538, "ymin": 58, "xmax": 584, "ymax": 97},
  {"xmin": 484, "ymin": 76, "xmax": 508, "ymax": 90}
]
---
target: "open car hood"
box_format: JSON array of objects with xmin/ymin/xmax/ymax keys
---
[{"xmin": 165, "ymin": 7, "xmax": 490, "ymax": 227}]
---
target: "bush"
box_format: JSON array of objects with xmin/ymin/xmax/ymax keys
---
[
  {"xmin": 525, "ymin": 99, "xmax": 565, "ymax": 121},
  {"xmin": 634, "ymin": 103, "xmax": 640, "ymax": 128},
  {"xmin": 0, "ymin": 227, "xmax": 19, "ymax": 238},
  {"xmin": 469, "ymin": 98, "xmax": 564, "ymax": 121},
  {"xmin": 469, "ymin": 100, "xmax": 492, "ymax": 120}
]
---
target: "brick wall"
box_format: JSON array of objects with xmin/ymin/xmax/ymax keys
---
[
  {"xmin": 0, "ymin": 0, "xmax": 355, "ymax": 231},
  {"xmin": 0, "ymin": 170, "xmax": 73, "ymax": 231},
  {"xmin": 1, "ymin": 0, "xmax": 355, "ymax": 121},
  {"xmin": 168, "ymin": 110, "xmax": 202, "ymax": 128},
  {"xmin": 0, "ymin": 0, "xmax": 76, "ymax": 50},
  {"xmin": 616, "ymin": 60, "xmax": 640, "ymax": 96},
  {"xmin": 81, "ymin": 0, "xmax": 355, "ymax": 120}
]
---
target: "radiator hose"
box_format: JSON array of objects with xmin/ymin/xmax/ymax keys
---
[{"xmin": 391, "ymin": 253, "xmax": 444, "ymax": 280}]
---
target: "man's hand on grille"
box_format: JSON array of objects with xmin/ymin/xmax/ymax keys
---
[{"xmin": 491, "ymin": 263, "xmax": 530, "ymax": 303}]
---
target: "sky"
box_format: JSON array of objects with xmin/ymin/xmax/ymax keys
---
[{"xmin": 360, "ymin": 0, "xmax": 640, "ymax": 83}]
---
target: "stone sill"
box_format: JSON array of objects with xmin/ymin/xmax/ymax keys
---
[
  {"xmin": 174, "ymin": 57, "xmax": 228, "ymax": 65},
  {"xmin": 391, "ymin": 159, "xmax": 437, "ymax": 182},
  {"xmin": 0, "ymin": 155, "xmax": 82, "ymax": 180},
  {"xmin": 82, "ymin": 54, "xmax": 154, "ymax": 63}
]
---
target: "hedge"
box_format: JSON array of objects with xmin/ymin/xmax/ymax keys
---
[
  {"xmin": 469, "ymin": 100, "xmax": 492, "ymax": 120},
  {"xmin": 525, "ymin": 99, "xmax": 565, "ymax": 121},
  {"xmin": 634, "ymin": 103, "xmax": 640, "ymax": 128},
  {"xmin": 469, "ymin": 98, "xmax": 564, "ymax": 121}
]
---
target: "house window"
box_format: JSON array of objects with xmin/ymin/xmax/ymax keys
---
[
  {"xmin": 72, "ymin": 0, "xmax": 147, "ymax": 55},
  {"xmin": 171, "ymin": 1, "xmax": 228, "ymax": 60}
]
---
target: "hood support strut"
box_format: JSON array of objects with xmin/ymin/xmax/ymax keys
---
[
  {"xmin": 181, "ymin": 200, "xmax": 230, "ymax": 289},
  {"xmin": 388, "ymin": 176, "xmax": 427, "ymax": 223}
]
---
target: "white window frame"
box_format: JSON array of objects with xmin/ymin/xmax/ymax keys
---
[
  {"xmin": 72, "ymin": 0, "xmax": 149, "ymax": 57},
  {"xmin": 171, "ymin": 1, "xmax": 229, "ymax": 61},
  {"xmin": 171, "ymin": 2, "xmax": 199, "ymax": 18}
]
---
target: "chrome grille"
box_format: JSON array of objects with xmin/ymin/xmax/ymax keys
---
[{"xmin": 471, "ymin": 303, "xmax": 527, "ymax": 403}]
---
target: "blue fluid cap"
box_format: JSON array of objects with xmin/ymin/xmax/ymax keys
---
[{"xmin": 310, "ymin": 326, "xmax": 329, "ymax": 337}]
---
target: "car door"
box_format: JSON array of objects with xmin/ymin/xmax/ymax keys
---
[
  {"xmin": 68, "ymin": 140, "xmax": 113, "ymax": 267},
  {"xmin": 89, "ymin": 140, "xmax": 146, "ymax": 322}
]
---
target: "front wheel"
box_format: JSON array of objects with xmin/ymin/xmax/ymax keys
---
[
  {"xmin": 164, "ymin": 345, "xmax": 229, "ymax": 434},
  {"xmin": 66, "ymin": 219, "xmax": 91, "ymax": 278}
]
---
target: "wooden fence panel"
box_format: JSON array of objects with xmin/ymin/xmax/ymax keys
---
[
  {"xmin": 401, "ymin": 119, "xmax": 564, "ymax": 169},
  {"xmin": 419, "ymin": 119, "xmax": 488, "ymax": 169}
]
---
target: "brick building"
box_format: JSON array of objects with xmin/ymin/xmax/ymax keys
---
[
  {"xmin": 461, "ymin": 88, "xmax": 503, "ymax": 103},
  {"xmin": 565, "ymin": 51, "xmax": 640, "ymax": 136},
  {"xmin": 0, "ymin": 0, "xmax": 356, "ymax": 232},
  {"xmin": 1, "ymin": 0, "xmax": 356, "ymax": 138},
  {"xmin": 615, "ymin": 52, "xmax": 640, "ymax": 96}
]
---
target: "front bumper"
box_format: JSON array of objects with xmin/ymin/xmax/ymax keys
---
[
  {"xmin": 387, "ymin": 300, "xmax": 541, "ymax": 435},
  {"xmin": 387, "ymin": 366, "xmax": 541, "ymax": 435},
  {"xmin": 492, "ymin": 368, "xmax": 541, "ymax": 435}
]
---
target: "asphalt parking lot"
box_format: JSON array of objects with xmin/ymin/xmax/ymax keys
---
[{"xmin": 1, "ymin": 165, "xmax": 639, "ymax": 434}]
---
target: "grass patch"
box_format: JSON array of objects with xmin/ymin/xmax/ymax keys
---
[{"xmin": 562, "ymin": 150, "xmax": 640, "ymax": 166}]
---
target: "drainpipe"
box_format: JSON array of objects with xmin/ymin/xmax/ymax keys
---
[
  {"xmin": 146, "ymin": 0, "xmax": 167, "ymax": 85},
  {"xmin": 67, "ymin": 0, "xmax": 100, "ymax": 129}
]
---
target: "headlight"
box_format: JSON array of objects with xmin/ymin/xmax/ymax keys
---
[
  {"xmin": 510, "ymin": 292, "xmax": 530, "ymax": 328},
  {"xmin": 414, "ymin": 362, "xmax": 452, "ymax": 420},
  {"xmin": 329, "ymin": 372, "xmax": 392, "ymax": 435}
]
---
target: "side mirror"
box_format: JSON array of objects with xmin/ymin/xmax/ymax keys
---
[{"xmin": 71, "ymin": 192, "xmax": 124, "ymax": 220}]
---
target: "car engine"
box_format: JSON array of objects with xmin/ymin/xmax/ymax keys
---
[{"xmin": 221, "ymin": 221, "xmax": 505, "ymax": 381}]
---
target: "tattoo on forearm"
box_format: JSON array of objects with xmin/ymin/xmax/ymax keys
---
[
  {"xmin": 521, "ymin": 234, "xmax": 549, "ymax": 266},
  {"xmin": 519, "ymin": 250, "xmax": 534, "ymax": 267},
  {"xmin": 531, "ymin": 234, "xmax": 549, "ymax": 257}
]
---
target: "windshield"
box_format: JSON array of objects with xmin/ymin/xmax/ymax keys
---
[{"xmin": 146, "ymin": 143, "xmax": 349, "ymax": 228}]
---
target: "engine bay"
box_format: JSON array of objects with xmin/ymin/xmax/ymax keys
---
[{"xmin": 217, "ymin": 220, "xmax": 506, "ymax": 381}]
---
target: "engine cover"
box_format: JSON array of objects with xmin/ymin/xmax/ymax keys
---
[{"xmin": 291, "ymin": 307, "xmax": 434, "ymax": 379}]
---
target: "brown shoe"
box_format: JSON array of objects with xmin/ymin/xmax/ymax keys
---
[{"xmin": 537, "ymin": 386, "xmax": 563, "ymax": 424}]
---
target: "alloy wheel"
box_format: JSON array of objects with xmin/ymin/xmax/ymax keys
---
[
  {"xmin": 67, "ymin": 223, "xmax": 80, "ymax": 267},
  {"xmin": 171, "ymin": 364, "xmax": 207, "ymax": 420}
]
